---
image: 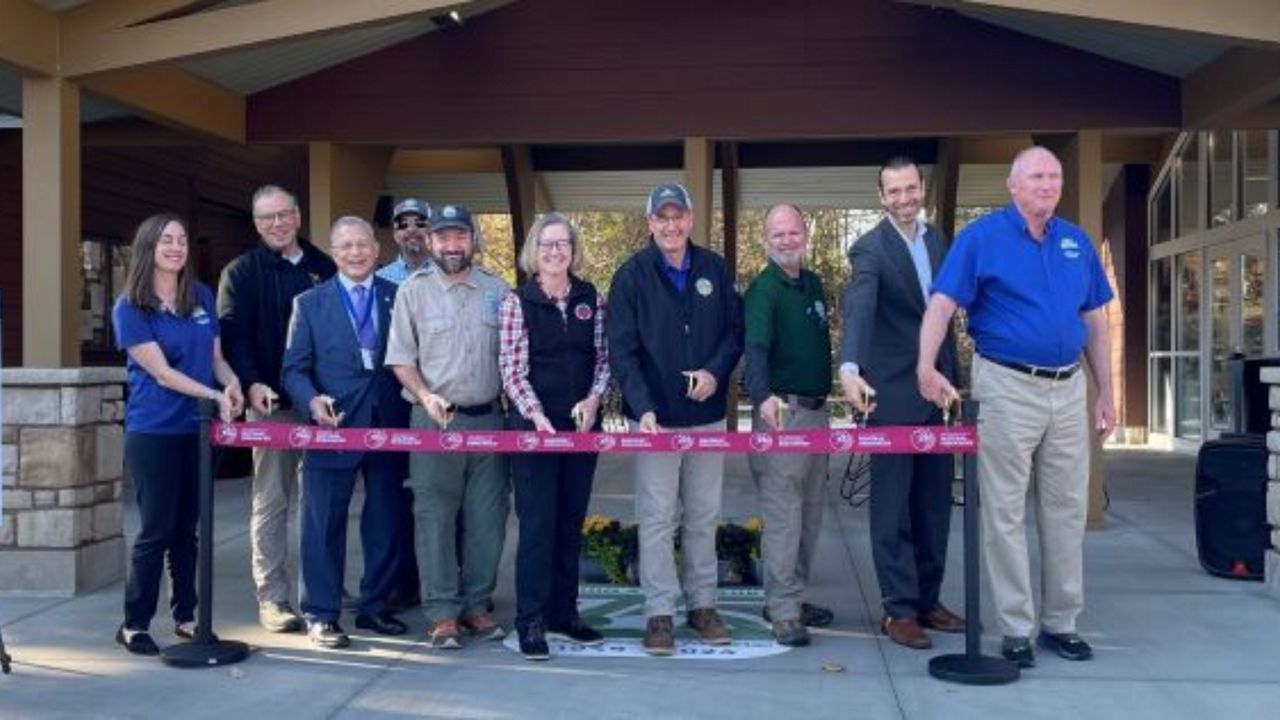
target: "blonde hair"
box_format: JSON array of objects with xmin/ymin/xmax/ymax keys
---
[{"xmin": 519, "ymin": 212, "xmax": 583, "ymax": 276}]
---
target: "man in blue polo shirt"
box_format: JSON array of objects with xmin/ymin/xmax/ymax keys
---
[{"xmin": 916, "ymin": 146, "xmax": 1115, "ymax": 669}]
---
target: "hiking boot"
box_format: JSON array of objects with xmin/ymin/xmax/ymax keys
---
[
  {"xmin": 426, "ymin": 619, "xmax": 463, "ymax": 649},
  {"xmin": 461, "ymin": 612, "xmax": 506, "ymax": 641},
  {"xmin": 259, "ymin": 602, "xmax": 304, "ymax": 633},
  {"xmin": 686, "ymin": 607, "xmax": 731, "ymax": 645},
  {"xmin": 642, "ymin": 615, "xmax": 675, "ymax": 656},
  {"xmin": 772, "ymin": 619, "xmax": 811, "ymax": 647}
]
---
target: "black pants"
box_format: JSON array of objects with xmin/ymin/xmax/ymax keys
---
[
  {"xmin": 869, "ymin": 451, "xmax": 954, "ymax": 620},
  {"xmin": 123, "ymin": 432, "xmax": 199, "ymax": 630},
  {"xmin": 512, "ymin": 449, "xmax": 597, "ymax": 631}
]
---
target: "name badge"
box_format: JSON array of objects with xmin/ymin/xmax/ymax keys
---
[{"xmin": 361, "ymin": 349, "xmax": 375, "ymax": 371}]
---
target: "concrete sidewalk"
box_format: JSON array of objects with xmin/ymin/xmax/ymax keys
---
[{"xmin": 2, "ymin": 448, "xmax": 1279, "ymax": 719}]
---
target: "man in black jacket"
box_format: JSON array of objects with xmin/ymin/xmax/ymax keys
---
[
  {"xmin": 218, "ymin": 185, "xmax": 336, "ymax": 632},
  {"xmin": 839, "ymin": 158, "xmax": 964, "ymax": 650},
  {"xmin": 608, "ymin": 183, "xmax": 744, "ymax": 656}
]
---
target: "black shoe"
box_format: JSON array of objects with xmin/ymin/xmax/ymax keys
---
[
  {"xmin": 762, "ymin": 603, "xmax": 834, "ymax": 628},
  {"xmin": 116, "ymin": 625, "xmax": 160, "ymax": 656},
  {"xmin": 1001, "ymin": 636, "xmax": 1035, "ymax": 668},
  {"xmin": 354, "ymin": 611, "xmax": 408, "ymax": 636},
  {"xmin": 1038, "ymin": 632, "xmax": 1093, "ymax": 661},
  {"xmin": 546, "ymin": 617, "xmax": 604, "ymax": 646},
  {"xmin": 308, "ymin": 621, "xmax": 351, "ymax": 649},
  {"xmin": 519, "ymin": 621, "xmax": 550, "ymax": 661}
]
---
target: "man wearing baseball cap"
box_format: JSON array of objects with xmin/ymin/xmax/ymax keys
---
[
  {"xmin": 376, "ymin": 197, "xmax": 432, "ymax": 612},
  {"xmin": 378, "ymin": 198, "xmax": 433, "ymax": 286},
  {"xmin": 608, "ymin": 183, "xmax": 744, "ymax": 655},
  {"xmin": 386, "ymin": 204, "xmax": 512, "ymax": 649}
]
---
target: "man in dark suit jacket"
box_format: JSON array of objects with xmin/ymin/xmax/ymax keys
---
[
  {"xmin": 282, "ymin": 216, "xmax": 411, "ymax": 649},
  {"xmin": 838, "ymin": 157, "xmax": 965, "ymax": 650}
]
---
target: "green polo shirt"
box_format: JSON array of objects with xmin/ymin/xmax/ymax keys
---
[{"xmin": 743, "ymin": 261, "xmax": 832, "ymax": 399}]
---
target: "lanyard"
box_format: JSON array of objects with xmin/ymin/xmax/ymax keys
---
[{"xmin": 338, "ymin": 283, "xmax": 376, "ymax": 348}]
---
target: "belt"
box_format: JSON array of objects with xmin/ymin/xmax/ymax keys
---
[
  {"xmin": 984, "ymin": 356, "xmax": 1080, "ymax": 381},
  {"xmin": 453, "ymin": 401, "xmax": 498, "ymax": 416},
  {"xmin": 781, "ymin": 393, "xmax": 827, "ymax": 411}
]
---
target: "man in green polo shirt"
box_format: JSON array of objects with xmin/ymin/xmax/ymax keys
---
[{"xmin": 743, "ymin": 204, "xmax": 835, "ymax": 647}]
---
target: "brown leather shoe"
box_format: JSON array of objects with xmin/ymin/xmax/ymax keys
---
[
  {"xmin": 918, "ymin": 605, "xmax": 966, "ymax": 634},
  {"xmin": 882, "ymin": 616, "xmax": 932, "ymax": 649},
  {"xmin": 686, "ymin": 607, "xmax": 732, "ymax": 645},
  {"xmin": 643, "ymin": 615, "xmax": 676, "ymax": 656}
]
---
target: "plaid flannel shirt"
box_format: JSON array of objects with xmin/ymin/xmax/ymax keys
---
[{"xmin": 498, "ymin": 289, "xmax": 610, "ymax": 421}]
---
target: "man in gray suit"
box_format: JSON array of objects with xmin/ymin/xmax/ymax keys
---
[{"xmin": 838, "ymin": 156, "xmax": 965, "ymax": 649}]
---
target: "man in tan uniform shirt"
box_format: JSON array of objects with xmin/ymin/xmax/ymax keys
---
[{"xmin": 386, "ymin": 204, "xmax": 511, "ymax": 649}]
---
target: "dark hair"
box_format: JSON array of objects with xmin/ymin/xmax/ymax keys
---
[
  {"xmin": 121, "ymin": 212, "xmax": 198, "ymax": 315},
  {"xmin": 877, "ymin": 156, "xmax": 923, "ymax": 191}
]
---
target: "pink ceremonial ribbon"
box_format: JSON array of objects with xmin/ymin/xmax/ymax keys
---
[{"xmin": 210, "ymin": 421, "xmax": 978, "ymax": 455}]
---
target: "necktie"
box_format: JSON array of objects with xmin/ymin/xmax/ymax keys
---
[{"xmin": 351, "ymin": 285, "xmax": 378, "ymax": 350}]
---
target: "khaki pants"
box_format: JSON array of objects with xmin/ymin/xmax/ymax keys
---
[
  {"xmin": 748, "ymin": 405, "xmax": 827, "ymax": 623},
  {"xmin": 248, "ymin": 407, "xmax": 302, "ymax": 605},
  {"xmin": 632, "ymin": 419, "xmax": 725, "ymax": 618},
  {"xmin": 972, "ymin": 355, "xmax": 1089, "ymax": 638}
]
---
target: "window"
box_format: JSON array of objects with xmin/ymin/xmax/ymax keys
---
[
  {"xmin": 1242, "ymin": 130, "xmax": 1272, "ymax": 219},
  {"xmin": 81, "ymin": 237, "xmax": 131, "ymax": 361},
  {"xmin": 1151, "ymin": 176, "xmax": 1172, "ymax": 245},
  {"xmin": 1176, "ymin": 134, "xmax": 1201, "ymax": 238},
  {"xmin": 1207, "ymin": 131, "xmax": 1235, "ymax": 227}
]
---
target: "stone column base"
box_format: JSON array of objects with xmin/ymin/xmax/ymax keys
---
[{"xmin": 0, "ymin": 537, "xmax": 124, "ymax": 595}]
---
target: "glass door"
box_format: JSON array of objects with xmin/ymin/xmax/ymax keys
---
[{"xmin": 1206, "ymin": 237, "xmax": 1269, "ymax": 437}]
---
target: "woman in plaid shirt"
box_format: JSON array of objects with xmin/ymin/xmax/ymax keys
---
[{"xmin": 498, "ymin": 212, "xmax": 610, "ymax": 661}]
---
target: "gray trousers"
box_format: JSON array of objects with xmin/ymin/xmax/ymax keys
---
[
  {"xmin": 248, "ymin": 407, "xmax": 302, "ymax": 605},
  {"xmin": 407, "ymin": 405, "xmax": 510, "ymax": 624},
  {"xmin": 748, "ymin": 405, "xmax": 827, "ymax": 623},
  {"xmin": 632, "ymin": 419, "xmax": 725, "ymax": 618},
  {"xmin": 973, "ymin": 355, "xmax": 1089, "ymax": 638}
]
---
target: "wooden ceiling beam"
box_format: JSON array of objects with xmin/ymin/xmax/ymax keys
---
[{"xmin": 60, "ymin": 0, "xmax": 471, "ymax": 77}]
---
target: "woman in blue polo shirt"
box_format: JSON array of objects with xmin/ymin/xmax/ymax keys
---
[{"xmin": 111, "ymin": 212, "xmax": 244, "ymax": 655}]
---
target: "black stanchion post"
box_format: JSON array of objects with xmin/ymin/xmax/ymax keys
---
[
  {"xmin": 927, "ymin": 399, "xmax": 1019, "ymax": 685},
  {"xmin": 161, "ymin": 400, "xmax": 250, "ymax": 668}
]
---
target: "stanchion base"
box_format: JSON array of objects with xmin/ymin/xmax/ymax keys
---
[
  {"xmin": 928, "ymin": 653, "xmax": 1020, "ymax": 685},
  {"xmin": 161, "ymin": 640, "xmax": 250, "ymax": 668}
]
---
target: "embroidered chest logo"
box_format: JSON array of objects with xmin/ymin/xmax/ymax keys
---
[{"xmin": 574, "ymin": 303, "xmax": 593, "ymax": 321}]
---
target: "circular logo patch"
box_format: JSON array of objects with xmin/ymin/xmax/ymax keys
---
[
  {"xmin": 595, "ymin": 434, "xmax": 618, "ymax": 451},
  {"xmin": 910, "ymin": 428, "xmax": 938, "ymax": 452},
  {"xmin": 216, "ymin": 423, "xmax": 238, "ymax": 445},
  {"xmin": 363, "ymin": 429, "xmax": 388, "ymax": 450},
  {"xmin": 828, "ymin": 431, "xmax": 854, "ymax": 452},
  {"xmin": 441, "ymin": 432, "xmax": 464, "ymax": 450},
  {"xmin": 671, "ymin": 434, "xmax": 695, "ymax": 452},
  {"xmin": 749, "ymin": 433, "xmax": 774, "ymax": 452},
  {"xmin": 574, "ymin": 303, "xmax": 593, "ymax": 321},
  {"xmin": 289, "ymin": 427, "xmax": 313, "ymax": 448},
  {"xmin": 517, "ymin": 433, "xmax": 540, "ymax": 451},
  {"xmin": 695, "ymin": 278, "xmax": 713, "ymax": 296}
]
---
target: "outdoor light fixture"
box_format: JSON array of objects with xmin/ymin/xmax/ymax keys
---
[{"xmin": 431, "ymin": 11, "xmax": 464, "ymax": 30}]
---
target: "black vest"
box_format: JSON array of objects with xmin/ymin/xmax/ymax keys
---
[{"xmin": 516, "ymin": 277, "xmax": 600, "ymax": 426}]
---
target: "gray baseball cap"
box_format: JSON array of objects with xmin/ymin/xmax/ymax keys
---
[{"xmin": 646, "ymin": 183, "xmax": 692, "ymax": 216}]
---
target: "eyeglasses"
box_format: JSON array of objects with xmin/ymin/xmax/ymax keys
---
[
  {"xmin": 254, "ymin": 209, "xmax": 297, "ymax": 225},
  {"xmin": 332, "ymin": 239, "xmax": 377, "ymax": 253},
  {"xmin": 650, "ymin": 213, "xmax": 687, "ymax": 227},
  {"xmin": 537, "ymin": 239, "xmax": 572, "ymax": 251},
  {"xmin": 395, "ymin": 218, "xmax": 429, "ymax": 230}
]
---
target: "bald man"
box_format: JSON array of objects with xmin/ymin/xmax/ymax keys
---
[
  {"xmin": 743, "ymin": 204, "xmax": 835, "ymax": 647},
  {"xmin": 916, "ymin": 146, "xmax": 1115, "ymax": 668}
]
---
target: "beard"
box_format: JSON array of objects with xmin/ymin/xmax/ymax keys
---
[
  {"xmin": 768, "ymin": 250, "xmax": 804, "ymax": 272},
  {"xmin": 433, "ymin": 249, "xmax": 473, "ymax": 275}
]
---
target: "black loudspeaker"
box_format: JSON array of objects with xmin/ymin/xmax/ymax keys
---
[{"xmin": 1194, "ymin": 434, "xmax": 1269, "ymax": 580}]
